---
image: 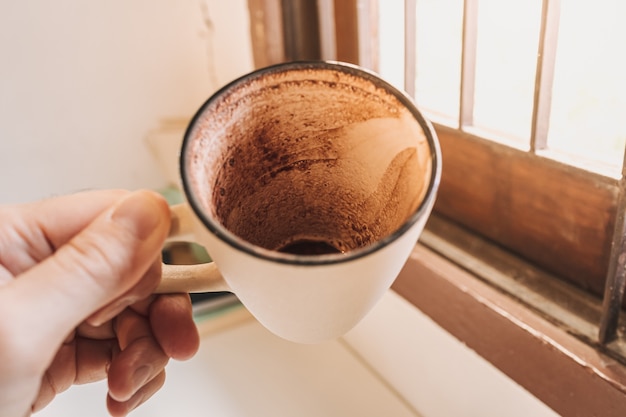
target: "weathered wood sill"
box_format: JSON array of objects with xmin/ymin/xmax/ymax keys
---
[{"xmin": 393, "ymin": 215, "xmax": 626, "ymax": 417}]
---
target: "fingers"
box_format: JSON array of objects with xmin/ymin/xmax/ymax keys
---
[
  {"xmin": 107, "ymin": 370, "xmax": 165, "ymax": 417},
  {"xmin": 31, "ymin": 343, "xmax": 76, "ymax": 413},
  {"xmin": 108, "ymin": 308, "xmax": 168, "ymax": 403},
  {"xmin": 150, "ymin": 294, "xmax": 200, "ymax": 360},
  {"xmin": 30, "ymin": 295, "xmax": 198, "ymax": 416},
  {"xmin": 31, "ymin": 337, "xmax": 118, "ymax": 413},
  {"xmin": 2, "ymin": 190, "xmax": 170, "ymax": 356},
  {"xmin": 106, "ymin": 295, "xmax": 199, "ymax": 414}
]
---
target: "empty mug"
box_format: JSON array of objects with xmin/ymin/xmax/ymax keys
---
[{"xmin": 156, "ymin": 61, "xmax": 441, "ymax": 343}]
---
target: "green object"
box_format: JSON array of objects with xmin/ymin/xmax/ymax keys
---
[{"xmin": 158, "ymin": 185, "xmax": 184, "ymax": 205}]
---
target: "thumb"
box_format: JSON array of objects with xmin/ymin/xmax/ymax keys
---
[{"xmin": 8, "ymin": 190, "xmax": 170, "ymax": 347}]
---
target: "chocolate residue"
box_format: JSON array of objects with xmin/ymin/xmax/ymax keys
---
[{"xmin": 185, "ymin": 66, "xmax": 432, "ymax": 253}]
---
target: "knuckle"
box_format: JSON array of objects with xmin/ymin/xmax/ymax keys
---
[{"xmin": 54, "ymin": 231, "xmax": 130, "ymax": 291}]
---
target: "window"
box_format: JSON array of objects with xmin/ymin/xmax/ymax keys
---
[
  {"xmin": 246, "ymin": 0, "xmax": 626, "ymax": 413},
  {"xmin": 372, "ymin": 0, "xmax": 626, "ymax": 345}
]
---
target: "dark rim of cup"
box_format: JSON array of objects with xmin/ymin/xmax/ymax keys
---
[{"xmin": 180, "ymin": 60, "xmax": 442, "ymax": 266}]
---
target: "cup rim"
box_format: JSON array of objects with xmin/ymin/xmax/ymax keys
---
[{"xmin": 180, "ymin": 60, "xmax": 442, "ymax": 266}]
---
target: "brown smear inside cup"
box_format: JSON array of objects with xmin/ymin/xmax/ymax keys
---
[{"xmin": 185, "ymin": 65, "xmax": 432, "ymax": 255}]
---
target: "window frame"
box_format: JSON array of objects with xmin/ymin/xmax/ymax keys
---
[{"xmin": 404, "ymin": 0, "xmax": 621, "ymax": 298}]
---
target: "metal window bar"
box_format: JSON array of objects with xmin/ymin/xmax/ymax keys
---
[
  {"xmin": 404, "ymin": 0, "xmax": 416, "ymax": 98},
  {"xmin": 458, "ymin": 0, "xmax": 478, "ymax": 129},
  {"xmin": 530, "ymin": 0, "xmax": 560, "ymax": 153}
]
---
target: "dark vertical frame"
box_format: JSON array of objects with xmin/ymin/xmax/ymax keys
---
[{"xmin": 281, "ymin": 0, "xmax": 321, "ymax": 61}]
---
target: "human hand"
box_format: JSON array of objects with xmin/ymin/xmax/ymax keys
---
[{"xmin": 0, "ymin": 190, "xmax": 200, "ymax": 416}]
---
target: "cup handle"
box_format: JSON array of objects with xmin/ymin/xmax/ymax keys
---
[{"xmin": 155, "ymin": 203, "xmax": 230, "ymax": 294}]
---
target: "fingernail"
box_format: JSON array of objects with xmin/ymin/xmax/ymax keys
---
[
  {"xmin": 111, "ymin": 191, "xmax": 164, "ymax": 240},
  {"xmin": 132, "ymin": 365, "xmax": 152, "ymax": 389}
]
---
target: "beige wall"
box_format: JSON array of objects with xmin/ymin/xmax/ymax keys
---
[{"xmin": 0, "ymin": 0, "xmax": 253, "ymax": 204}]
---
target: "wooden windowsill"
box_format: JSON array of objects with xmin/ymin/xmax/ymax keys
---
[
  {"xmin": 393, "ymin": 235, "xmax": 626, "ymax": 417},
  {"xmin": 432, "ymin": 124, "xmax": 618, "ymax": 297}
]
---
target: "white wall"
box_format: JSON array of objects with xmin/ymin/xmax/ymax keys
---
[{"xmin": 0, "ymin": 1, "xmax": 253, "ymax": 204}]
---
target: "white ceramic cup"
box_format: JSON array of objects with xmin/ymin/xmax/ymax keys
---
[{"xmin": 156, "ymin": 61, "xmax": 441, "ymax": 343}]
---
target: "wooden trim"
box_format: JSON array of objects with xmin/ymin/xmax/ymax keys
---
[
  {"xmin": 247, "ymin": 0, "xmax": 285, "ymax": 68},
  {"xmin": 317, "ymin": 0, "xmax": 338, "ymax": 60},
  {"xmin": 600, "ymin": 150, "xmax": 626, "ymax": 342},
  {"xmin": 600, "ymin": 183, "xmax": 626, "ymax": 342},
  {"xmin": 357, "ymin": 0, "xmax": 379, "ymax": 71},
  {"xmin": 393, "ymin": 244, "xmax": 626, "ymax": 417},
  {"xmin": 334, "ymin": 0, "xmax": 360, "ymax": 65},
  {"xmin": 433, "ymin": 124, "xmax": 619, "ymax": 296},
  {"xmin": 280, "ymin": 0, "xmax": 321, "ymax": 61}
]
